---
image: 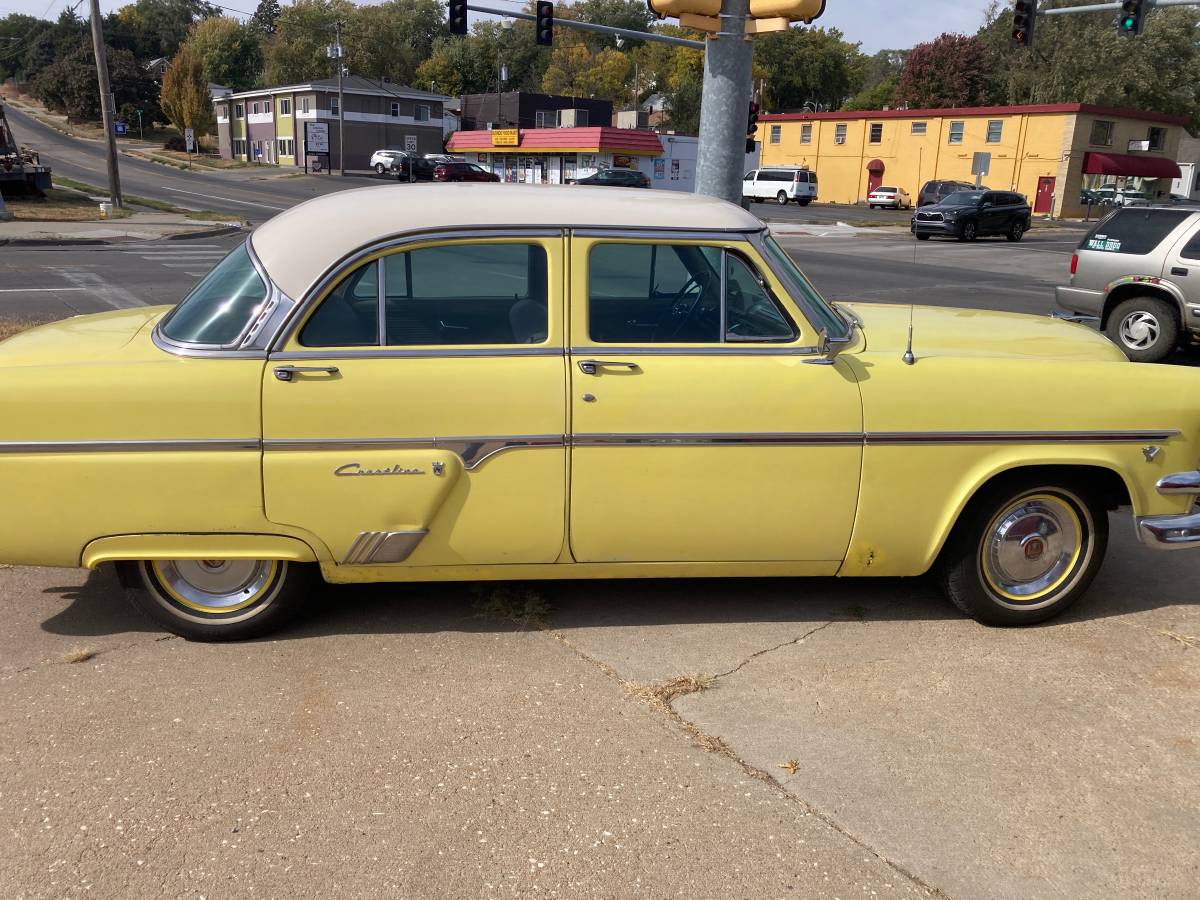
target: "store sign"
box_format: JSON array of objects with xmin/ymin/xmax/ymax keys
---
[
  {"xmin": 1128, "ymin": 139, "xmax": 1150, "ymax": 152},
  {"xmin": 491, "ymin": 128, "xmax": 519, "ymax": 147},
  {"xmin": 305, "ymin": 121, "xmax": 330, "ymax": 153}
]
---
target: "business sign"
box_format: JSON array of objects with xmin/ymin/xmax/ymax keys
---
[
  {"xmin": 491, "ymin": 128, "xmax": 519, "ymax": 147},
  {"xmin": 305, "ymin": 121, "xmax": 330, "ymax": 154},
  {"xmin": 971, "ymin": 151, "xmax": 991, "ymax": 176},
  {"xmin": 114, "ymin": 122, "xmax": 127, "ymax": 136},
  {"xmin": 1128, "ymin": 139, "xmax": 1150, "ymax": 152},
  {"xmin": 184, "ymin": 128, "xmax": 195, "ymax": 152}
]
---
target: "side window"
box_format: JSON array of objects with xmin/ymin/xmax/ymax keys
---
[
  {"xmin": 743, "ymin": 172, "xmax": 756, "ymax": 182},
  {"xmin": 300, "ymin": 261, "xmax": 379, "ymax": 347},
  {"xmin": 982, "ymin": 192, "xmax": 999, "ymax": 206},
  {"xmin": 383, "ymin": 243, "xmax": 547, "ymax": 345},
  {"xmin": 725, "ymin": 254, "xmax": 796, "ymax": 342},
  {"xmin": 588, "ymin": 243, "xmax": 794, "ymax": 344},
  {"xmin": 1180, "ymin": 229, "xmax": 1200, "ymax": 261}
]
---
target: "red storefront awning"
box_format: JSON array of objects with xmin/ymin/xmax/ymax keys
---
[{"xmin": 1082, "ymin": 152, "xmax": 1181, "ymax": 179}]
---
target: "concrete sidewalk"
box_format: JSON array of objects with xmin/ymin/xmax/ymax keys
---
[{"xmin": 0, "ymin": 211, "xmax": 245, "ymax": 246}]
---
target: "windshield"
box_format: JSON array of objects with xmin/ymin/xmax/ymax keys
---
[
  {"xmin": 158, "ymin": 243, "xmax": 269, "ymax": 346},
  {"xmin": 942, "ymin": 191, "xmax": 984, "ymax": 206},
  {"xmin": 759, "ymin": 235, "xmax": 848, "ymax": 338}
]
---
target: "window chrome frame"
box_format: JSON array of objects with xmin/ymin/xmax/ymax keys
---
[{"xmin": 747, "ymin": 229, "xmax": 853, "ymax": 344}]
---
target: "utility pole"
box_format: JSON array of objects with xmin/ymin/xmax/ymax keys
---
[
  {"xmin": 333, "ymin": 20, "xmax": 345, "ymax": 176},
  {"xmin": 694, "ymin": 0, "xmax": 754, "ymax": 206},
  {"xmin": 88, "ymin": 0, "xmax": 122, "ymax": 208}
]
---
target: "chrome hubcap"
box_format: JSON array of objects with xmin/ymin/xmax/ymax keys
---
[
  {"xmin": 1119, "ymin": 312, "xmax": 1159, "ymax": 350},
  {"xmin": 155, "ymin": 559, "xmax": 276, "ymax": 611},
  {"xmin": 982, "ymin": 496, "xmax": 1081, "ymax": 601}
]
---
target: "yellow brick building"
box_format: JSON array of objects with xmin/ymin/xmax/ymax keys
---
[{"xmin": 756, "ymin": 103, "xmax": 1188, "ymax": 218}]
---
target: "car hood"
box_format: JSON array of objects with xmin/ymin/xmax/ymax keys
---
[
  {"xmin": 0, "ymin": 307, "xmax": 167, "ymax": 366},
  {"xmin": 840, "ymin": 302, "xmax": 1127, "ymax": 363}
]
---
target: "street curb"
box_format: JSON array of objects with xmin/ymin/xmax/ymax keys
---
[{"xmin": 0, "ymin": 223, "xmax": 247, "ymax": 247}]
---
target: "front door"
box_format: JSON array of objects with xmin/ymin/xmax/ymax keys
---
[
  {"xmin": 262, "ymin": 234, "xmax": 567, "ymax": 568},
  {"xmin": 568, "ymin": 235, "xmax": 863, "ymax": 564},
  {"xmin": 1034, "ymin": 176, "xmax": 1055, "ymax": 214},
  {"xmin": 866, "ymin": 166, "xmax": 883, "ymax": 195}
]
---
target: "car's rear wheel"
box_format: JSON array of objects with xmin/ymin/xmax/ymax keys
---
[
  {"xmin": 774, "ymin": 191, "xmax": 788, "ymax": 205},
  {"xmin": 958, "ymin": 221, "xmax": 978, "ymax": 242},
  {"xmin": 1105, "ymin": 296, "xmax": 1180, "ymax": 363},
  {"xmin": 121, "ymin": 559, "xmax": 312, "ymax": 641},
  {"xmin": 938, "ymin": 478, "xmax": 1107, "ymax": 626},
  {"xmin": 374, "ymin": 162, "xmax": 386, "ymax": 174},
  {"xmin": 798, "ymin": 199, "xmax": 811, "ymax": 206},
  {"xmin": 1006, "ymin": 220, "xmax": 1025, "ymax": 242}
]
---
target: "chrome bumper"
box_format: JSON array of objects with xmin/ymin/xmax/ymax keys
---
[{"xmin": 1138, "ymin": 471, "xmax": 1200, "ymax": 549}]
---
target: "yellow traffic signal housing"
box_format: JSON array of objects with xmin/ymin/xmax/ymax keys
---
[{"xmin": 646, "ymin": 0, "xmax": 825, "ymax": 23}]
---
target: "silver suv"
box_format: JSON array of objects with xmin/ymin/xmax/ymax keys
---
[{"xmin": 1056, "ymin": 206, "xmax": 1200, "ymax": 362}]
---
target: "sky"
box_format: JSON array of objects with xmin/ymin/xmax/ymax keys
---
[{"xmin": 2, "ymin": 0, "xmax": 999, "ymax": 55}]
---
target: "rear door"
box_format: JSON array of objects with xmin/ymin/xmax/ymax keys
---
[
  {"xmin": 1163, "ymin": 218, "xmax": 1200, "ymax": 303},
  {"xmin": 261, "ymin": 233, "xmax": 567, "ymax": 568}
]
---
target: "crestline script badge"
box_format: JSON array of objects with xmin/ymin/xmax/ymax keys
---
[{"xmin": 334, "ymin": 463, "xmax": 425, "ymax": 477}]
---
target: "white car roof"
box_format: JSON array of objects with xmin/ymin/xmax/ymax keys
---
[{"xmin": 251, "ymin": 183, "xmax": 764, "ymax": 299}]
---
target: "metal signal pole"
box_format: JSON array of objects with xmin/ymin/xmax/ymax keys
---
[
  {"xmin": 88, "ymin": 0, "xmax": 122, "ymax": 208},
  {"xmin": 333, "ymin": 20, "xmax": 345, "ymax": 176},
  {"xmin": 694, "ymin": 0, "xmax": 754, "ymax": 205}
]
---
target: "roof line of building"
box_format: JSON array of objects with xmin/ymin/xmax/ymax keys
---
[
  {"xmin": 217, "ymin": 79, "xmax": 447, "ymax": 103},
  {"xmin": 760, "ymin": 102, "xmax": 1190, "ymax": 126}
]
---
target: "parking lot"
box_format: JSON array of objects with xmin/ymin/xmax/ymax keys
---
[{"xmin": 1, "ymin": 224, "xmax": 1198, "ymax": 899}]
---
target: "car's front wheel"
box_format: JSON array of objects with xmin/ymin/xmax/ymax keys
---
[
  {"xmin": 958, "ymin": 221, "xmax": 978, "ymax": 242},
  {"xmin": 1006, "ymin": 220, "xmax": 1025, "ymax": 242},
  {"xmin": 938, "ymin": 478, "xmax": 1107, "ymax": 626},
  {"xmin": 120, "ymin": 559, "xmax": 312, "ymax": 641},
  {"xmin": 916, "ymin": 233, "xmax": 931, "ymax": 241},
  {"xmin": 1105, "ymin": 296, "xmax": 1180, "ymax": 363},
  {"xmin": 374, "ymin": 162, "xmax": 386, "ymax": 174}
]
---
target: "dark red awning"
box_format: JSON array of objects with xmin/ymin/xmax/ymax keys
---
[
  {"xmin": 865, "ymin": 158, "xmax": 885, "ymax": 173},
  {"xmin": 1082, "ymin": 152, "xmax": 1181, "ymax": 178}
]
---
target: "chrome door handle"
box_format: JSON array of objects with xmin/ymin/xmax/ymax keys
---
[
  {"xmin": 273, "ymin": 365, "xmax": 340, "ymax": 382},
  {"xmin": 577, "ymin": 359, "xmax": 639, "ymax": 375}
]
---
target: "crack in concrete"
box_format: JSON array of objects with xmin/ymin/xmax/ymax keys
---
[
  {"xmin": 539, "ymin": 621, "xmax": 950, "ymax": 900},
  {"xmin": 713, "ymin": 620, "xmax": 837, "ymax": 680}
]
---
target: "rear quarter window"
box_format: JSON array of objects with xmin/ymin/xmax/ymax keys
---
[{"xmin": 1080, "ymin": 209, "xmax": 1193, "ymax": 255}]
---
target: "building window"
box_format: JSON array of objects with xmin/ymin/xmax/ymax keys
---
[
  {"xmin": 415, "ymin": 104, "xmax": 431, "ymax": 122},
  {"xmin": 948, "ymin": 121, "xmax": 964, "ymax": 144},
  {"xmin": 869, "ymin": 123, "xmax": 882, "ymax": 143},
  {"xmin": 277, "ymin": 138, "xmax": 293, "ymax": 157},
  {"xmin": 330, "ymin": 97, "xmax": 339, "ymax": 116},
  {"xmin": 301, "ymin": 98, "xmax": 310, "ymax": 114},
  {"xmin": 279, "ymin": 98, "xmax": 291, "ymax": 116},
  {"xmin": 770, "ymin": 124, "xmax": 781, "ymax": 144},
  {"xmin": 800, "ymin": 123, "xmax": 812, "ymax": 144},
  {"xmin": 911, "ymin": 121, "xmax": 927, "ymax": 135},
  {"xmin": 232, "ymin": 139, "xmax": 245, "ymax": 157},
  {"xmin": 251, "ymin": 102, "xmax": 259, "ymax": 115},
  {"xmin": 390, "ymin": 102, "xmax": 400, "ymax": 118},
  {"xmin": 986, "ymin": 120, "xmax": 1003, "ymax": 143},
  {"xmin": 234, "ymin": 103, "xmax": 243, "ymax": 118},
  {"xmin": 834, "ymin": 123, "xmax": 847, "ymax": 145},
  {"xmin": 1148, "ymin": 127, "xmax": 1166, "ymax": 151},
  {"xmin": 264, "ymin": 100, "xmax": 272, "ymax": 114},
  {"xmin": 535, "ymin": 110, "xmax": 556, "ymax": 128},
  {"xmin": 1090, "ymin": 120, "xmax": 1114, "ymax": 146}
]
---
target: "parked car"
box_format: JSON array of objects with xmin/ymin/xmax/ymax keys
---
[
  {"xmin": 370, "ymin": 149, "xmax": 407, "ymax": 175},
  {"xmin": 433, "ymin": 161, "xmax": 500, "ymax": 182},
  {"xmin": 918, "ymin": 180, "xmax": 977, "ymax": 207},
  {"xmin": 742, "ymin": 167, "xmax": 818, "ymax": 206},
  {"xmin": 573, "ymin": 168, "xmax": 651, "ymax": 189},
  {"xmin": 3, "ymin": 183, "xmax": 1198, "ymax": 640},
  {"xmin": 390, "ymin": 155, "xmax": 436, "ymax": 182},
  {"xmin": 867, "ymin": 186, "xmax": 911, "ymax": 210},
  {"xmin": 424, "ymin": 154, "xmax": 464, "ymax": 163},
  {"xmin": 911, "ymin": 190, "xmax": 1032, "ymax": 242},
  {"xmin": 1056, "ymin": 206, "xmax": 1200, "ymax": 362}
]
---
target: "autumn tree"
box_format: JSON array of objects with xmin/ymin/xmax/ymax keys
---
[
  {"xmin": 346, "ymin": 0, "xmax": 445, "ymax": 86},
  {"xmin": 160, "ymin": 44, "xmax": 214, "ymax": 135},
  {"xmin": 894, "ymin": 33, "xmax": 997, "ymax": 109},
  {"xmin": 754, "ymin": 26, "xmax": 864, "ymax": 111},
  {"xmin": 263, "ymin": 0, "xmax": 352, "ymax": 85},
  {"xmin": 184, "ymin": 16, "xmax": 263, "ymax": 90}
]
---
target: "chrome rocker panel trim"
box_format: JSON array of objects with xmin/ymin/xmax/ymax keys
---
[
  {"xmin": 0, "ymin": 439, "xmax": 260, "ymax": 454},
  {"xmin": 1137, "ymin": 512, "xmax": 1200, "ymax": 550},
  {"xmin": 341, "ymin": 530, "xmax": 428, "ymax": 565}
]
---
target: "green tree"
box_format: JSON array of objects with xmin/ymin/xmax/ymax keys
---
[
  {"xmin": 417, "ymin": 18, "xmax": 548, "ymax": 97},
  {"xmin": 184, "ymin": 16, "xmax": 264, "ymax": 91},
  {"xmin": 346, "ymin": 0, "xmax": 445, "ymax": 86},
  {"xmin": 109, "ymin": 0, "xmax": 219, "ymax": 61},
  {"xmin": 574, "ymin": 0, "xmax": 653, "ymax": 50},
  {"xmin": 754, "ymin": 26, "xmax": 865, "ymax": 111},
  {"xmin": 33, "ymin": 44, "xmax": 158, "ymax": 122},
  {"xmin": 894, "ymin": 33, "xmax": 997, "ymax": 109},
  {"xmin": 263, "ymin": 0, "xmax": 353, "ymax": 85},
  {"xmin": 251, "ymin": 0, "xmax": 282, "ymax": 35},
  {"xmin": 843, "ymin": 48, "xmax": 905, "ymax": 109},
  {"xmin": 160, "ymin": 43, "xmax": 214, "ymax": 134},
  {"xmin": 0, "ymin": 14, "xmax": 53, "ymax": 82}
]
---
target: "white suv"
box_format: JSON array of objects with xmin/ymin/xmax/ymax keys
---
[
  {"xmin": 369, "ymin": 149, "xmax": 408, "ymax": 175},
  {"xmin": 743, "ymin": 168, "xmax": 818, "ymax": 206}
]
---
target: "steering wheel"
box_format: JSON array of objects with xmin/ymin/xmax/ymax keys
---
[{"xmin": 658, "ymin": 274, "xmax": 707, "ymax": 341}]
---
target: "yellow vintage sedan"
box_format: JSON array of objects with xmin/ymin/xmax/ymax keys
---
[{"xmin": 2, "ymin": 185, "xmax": 1198, "ymax": 640}]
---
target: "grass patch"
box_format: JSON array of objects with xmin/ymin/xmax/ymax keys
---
[
  {"xmin": 4, "ymin": 187, "xmax": 131, "ymax": 222},
  {"xmin": 129, "ymin": 149, "xmax": 251, "ymax": 170},
  {"xmin": 625, "ymin": 673, "xmax": 715, "ymax": 712},
  {"xmin": 470, "ymin": 584, "xmax": 550, "ymax": 628},
  {"xmin": 50, "ymin": 177, "xmax": 243, "ymax": 223}
]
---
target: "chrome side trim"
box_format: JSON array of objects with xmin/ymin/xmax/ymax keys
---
[
  {"xmin": 263, "ymin": 435, "xmax": 564, "ymax": 470},
  {"xmin": 864, "ymin": 430, "xmax": 1180, "ymax": 445},
  {"xmin": 1137, "ymin": 512, "xmax": 1200, "ymax": 550},
  {"xmin": 341, "ymin": 530, "xmax": 428, "ymax": 565},
  {"xmin": 0, "ymin": 439, "xmax": 259, "ymax": 454},
  {"xmin": 573, "ymin": 432, "xmax": 863, "ymax": 447},
  {"xmin": 150, "ymin": 327, "xmax": 268, "ymax": 359},
  {"xmin": 271, "ymin": 347, "xmax": 564, "ymax": 361},
  {"xmin": 572, "ymin": 228, "xmax": 760, "ymax": 240},
  {"xmin": 1156, "ymin": 471, "xmax": 1200, "ymax": 495},
  {"xmin": 568, "ymin": 345, "xmax": 821, "ymax": 357}
]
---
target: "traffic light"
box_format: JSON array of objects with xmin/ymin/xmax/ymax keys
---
[
  {"xmin": 1010, "ymin": 0, "xmax": 1036, "ymax": 49},
  {"xmin": 448, "ymin": 0, "xmax": 467, "ymax": 36},
  {"xmin": 747, "ymin": 100, "xmax": 759, "ymax": 138},
  {"xmin": 1118, "ymin": 0, "xmax": 1145, "ymax": 36},
  {"xmin": 646, "ymin": 0, "xmax": 824, "ymax": 23},
  {"xmin": 536, "ymin": 1, "xmax": 553, "ymax": 46}
]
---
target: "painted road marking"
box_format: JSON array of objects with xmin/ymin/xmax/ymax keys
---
[
  {"xmin": 165, "ymin": 187, "xmax": 286, "ymax": 211},
  {"xmin": 50, "ymin": 269, "xmax": 148, "ymax": 309},
  {"xmin": 0, "ymin": 287, "xmax": 87, "ymax": 293}
]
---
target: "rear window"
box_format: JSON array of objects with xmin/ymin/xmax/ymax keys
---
[
  {"xmin": 877, "ymin": 186, "xmax": 897, "ymax": 192},
  {"xmin": 1081, "ymin": 209, "xmax": 1193, "ymax": 255}
]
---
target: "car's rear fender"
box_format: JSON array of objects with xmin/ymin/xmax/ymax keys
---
[{"xmin": 1100, "ymin": 277, "xmax": 1186, "ymax": 330}]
